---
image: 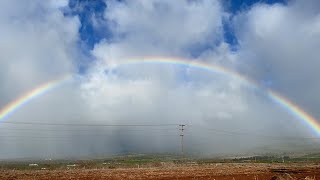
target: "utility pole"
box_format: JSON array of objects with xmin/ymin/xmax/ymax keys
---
[{"xmin": 179, "ymin": 124, "xmax": 185, "ymax": 155}]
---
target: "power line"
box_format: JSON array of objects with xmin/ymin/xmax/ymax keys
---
[
  {"xmin": 0, "ymin": 133, "xmax": 180, "ymax": 140},
  {"xmin": 0, "ymin": 127, "xmax": 178, "ymax": 132},
  {"xmin": 189, "ymin": 126, "xmax": 320, "ymax": 140},
  {"xmin": 1, "ymin": 122, "xmax": 319, "ymax": 141},
  {"xmin": 0, "ymin": 127, "xmax": 180, "ymax": 139},
  {"xmin": 0, "ymin": 121, "xmax": 180, "ymax": 127},
  {"xmin": 0, "ymin": 129, "xmax": 179, "ymax": 138}
]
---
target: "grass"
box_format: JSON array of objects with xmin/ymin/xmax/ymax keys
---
[{"xmin": 1, "ymin": 153, "xmax": 320, "ymax": 170}]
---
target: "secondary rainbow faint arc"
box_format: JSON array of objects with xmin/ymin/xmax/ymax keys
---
[
  {"xmin": 0, "ymin": 75, "xmax": 71, "ymax": 121},
  {"xmin": 0, "ymin": 56, "xmax": 319, "ymax": 136}
]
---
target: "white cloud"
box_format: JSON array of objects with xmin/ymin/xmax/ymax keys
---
[
  {"xmin": 80, "ymin": 0, "xmax": 312, "ymax": 155},
  {"xmin": 234, "ymin": 0, "xmax": 320, "ymax": 116},
  {"xmin": 0, "ymin": 0, "xmax": 80, "ymax": 103},
  {"xmin": 0, "ymin": 0, "xmax": 84, "ymax": 158},
  {"xmin": 92, "ymin": 0, "xmax": 226, "ymax": 62},
  {"xmin": 0, "ymin": 0, "xmax": 318, "ymax": 158},
  {"xmin": 85, "ymin": 0, "xmax": 246, "ymax": 126}
]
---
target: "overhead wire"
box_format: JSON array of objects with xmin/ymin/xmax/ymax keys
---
[
  {"xmin": 187, "ymin": 126, "xmax": 320, "ymax": 140},
  {"xmin": 0, "ymin": 122, "xmax": 319, "ymax": 140},
  {"xmin": 0, "ymin": 127, "xmax": 178, "ymax": 132},
  {"xmin": 0, "ymin": 121, "xmax": 180, "ymax": 127}
]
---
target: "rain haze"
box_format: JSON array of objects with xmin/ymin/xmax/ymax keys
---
[{"xmin": 0, "ymin": 0, "xmax": 320, "ymax": 160}]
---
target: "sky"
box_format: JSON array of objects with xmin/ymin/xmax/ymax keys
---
[{"xmin": 0, "ymin": 0, "xmax": 320, "ymax": 159}]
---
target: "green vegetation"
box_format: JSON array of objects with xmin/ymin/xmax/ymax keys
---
[{"xmin": 1, "ymin": 153, "xmax": 320, "ymax": 170}]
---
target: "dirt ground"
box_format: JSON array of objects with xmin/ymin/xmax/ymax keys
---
[{"xmin": 1, "ymin": 163, "xmax": 319, "ymax": 180}]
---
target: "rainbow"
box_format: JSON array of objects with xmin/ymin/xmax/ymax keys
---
[
  {"xmin": 0, "ymin": 75, "xmax": 71, "ymax": 122},
  {"xmin": 0, "ymin": 56, "xmax": 319, "ymax": 136},
  {"xmin": 268, "ymin": 91, "xmax": 320, "ymax": 136},
  {"xmin": 112, "ymin": 56, "xmax": 320, "ymax": 136}
]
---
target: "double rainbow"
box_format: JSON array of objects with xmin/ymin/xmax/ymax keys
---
[{"xmin": 0, "ymin": 57, "xmax": 319, "ymax": 136}]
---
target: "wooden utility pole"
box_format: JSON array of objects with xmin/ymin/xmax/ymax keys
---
[{"xmin": 179, "ymin": 124, "xmax": 185, "ymax": 155}]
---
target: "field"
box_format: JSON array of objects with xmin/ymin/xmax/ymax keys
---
[
  {"xmin": 1, "ymin": 155, "xmax": 320, "ymax": 179},
  {"xmin": 1, "ymin": 163, "xmax": 319, "ymax": 180}
]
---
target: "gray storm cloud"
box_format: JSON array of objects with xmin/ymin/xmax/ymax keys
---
[{"xmin": 0, "ymin": 0, "xmax": 319, "ymax": 159}]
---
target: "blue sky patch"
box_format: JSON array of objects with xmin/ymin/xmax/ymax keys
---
[{"xmin": 66, "ymin": 0, "xmax": 287, "ymax": 60}]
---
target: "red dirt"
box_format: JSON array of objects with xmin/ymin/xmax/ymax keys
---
[{"xmin": 1, "ymin": 163, "xmax": 320, "ymax": 180}]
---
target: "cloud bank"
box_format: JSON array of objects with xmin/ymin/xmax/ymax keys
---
[{"xmin": 0, "ymin": 0, "xmax": 319, "ymax": 159}]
